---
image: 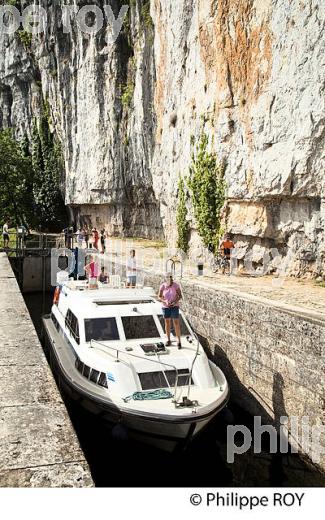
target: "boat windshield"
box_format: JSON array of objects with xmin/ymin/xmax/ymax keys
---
[
  {"xmin": 85, "ymin": 317, "xmax": 120, "ymax": 342},
  {"xmin": 122, "ymin": 315, "xmax": 160, "ymax": 340}
]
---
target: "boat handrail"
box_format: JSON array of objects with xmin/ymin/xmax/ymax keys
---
[{"xmin": 90, "ymin": 339, "xmax": 181, "ymax": 400}]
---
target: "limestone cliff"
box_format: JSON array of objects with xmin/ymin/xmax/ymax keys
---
[{"xmin": 0, "ymin": 0, "xmax": 324, "ymax": 275}]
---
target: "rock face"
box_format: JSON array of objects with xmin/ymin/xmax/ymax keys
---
[{"xmin": 0, "ymin": 0, "xmax": 324, "ymax": 275}]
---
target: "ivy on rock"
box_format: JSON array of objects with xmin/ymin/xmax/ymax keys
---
[{"xmin": 176, "ymin": 177, "xmax": 190, "ymax": 254}]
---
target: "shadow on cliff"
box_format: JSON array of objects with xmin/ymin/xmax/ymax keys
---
[{"xmin": 269, "ymin": 372, "xmax": 287, "ymax": 485}]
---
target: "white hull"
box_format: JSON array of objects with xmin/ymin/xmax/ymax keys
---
[{"xmin": 42, "ymin": 315, "xmax": 229, "ymax": 452}]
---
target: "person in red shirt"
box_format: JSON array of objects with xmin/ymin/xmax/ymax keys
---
[{"xmin": 220, "ymin": 233, "xmax": 235, "ymax": 259}]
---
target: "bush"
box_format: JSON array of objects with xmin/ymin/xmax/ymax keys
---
[{"xmin": 188, "ymin": 133, "xmax": 226, "ymax": 253}]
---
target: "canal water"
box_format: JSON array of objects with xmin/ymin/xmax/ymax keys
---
[{"xmin": 24, "ymin": 292, "xmax": 325, "ymax": 487}]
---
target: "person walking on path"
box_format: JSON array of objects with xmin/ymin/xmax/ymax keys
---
[
  {"xmin": 100, "ymin": 229, "xmax": 106, "ymax": 254},
  {"xmin": 17, "ymin": 224, "xmax": 27, "ymax": 250},
  {"xmin": 84, "ymin": 227, "xmax": 89, "ymax": 248},
  {"xmin": 126, "ymin": 249, "xmax": 137, "ymax": 287},
  {"xmin": 92, "ymin": 228, "xmax": 99, "ymax": 250},
  {"xmin": 62, "ymin": 227, "xmax": 69, "ymax": 248},
  {"xmin": 85, "ymin": 255, "xmax": 99, "ymax": 289},
  {"xmin": 158, "ymin": 273, "xmax": 183, "ymax": 349},
  {"xmin": 2, "ymin": 222, "xmax": 9, "ymax": 248},
  {"xmin": 76, "ymin": 228, "xmax": 83, "ymax": 248},
  {"xmin": 68, "ymin": 227, "xmax": 74, "ymax": 249}
]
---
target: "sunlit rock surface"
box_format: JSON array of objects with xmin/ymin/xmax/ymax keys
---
[{"xmin": 0, "ymin": 0, "xmax": 324, "ymax": 274}]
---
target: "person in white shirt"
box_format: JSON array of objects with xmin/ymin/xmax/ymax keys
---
[
  {"xmin": 2, "ymin": 222, "xmax": 9, "ymax": 248},
  {"xmin": 126, "ymin": 249, "xmax": 137, "ymax": 287},
  {"xmin": 75, "ymin": 228, "xmax": 83, "ymax": 248}
]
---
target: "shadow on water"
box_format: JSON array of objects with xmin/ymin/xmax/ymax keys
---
[{"xmin": 24, "ymin": 292, "xmax": 325, "ymax": 487}]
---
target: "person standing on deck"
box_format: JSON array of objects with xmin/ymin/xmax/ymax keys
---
[
  {"xmin": 158, "ymin": 273, "xmax": 183, "ymax": 349},
  {"xmin": 99, "ymin": 266, "xmax": 109, "ymax": 283},
  {"xmin": 126, "ymin": 249, "xmax": 137, "ymax": 287}
]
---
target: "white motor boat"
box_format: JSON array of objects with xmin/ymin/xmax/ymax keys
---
[{"xmin": 42, "ymin": 279, "xmax": 229, "ymax": 452}]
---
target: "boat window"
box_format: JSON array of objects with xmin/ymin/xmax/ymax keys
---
[
  {"xmin": 98, "ymin": 372, "xmax": 108, "ymax": 388},
  {"xmin": 139, "ymin": 370, "xmax": 193, "ymax": 391},
  {"xmin": 75, "ymin": 357, "xmax": 108, "ymax": 389},
  {"xmin": 158, "ymin": 314, "xmax": 190, "ymax": 337},
  {"xmin": 90, "ymin": 369, "xmax": 100, "ymax": 384},
  {"xmin": 122, "ymin": 315, "xmax": 160, "ymax": 340},
  {"xmin": 75, "ymin": 358, "xmax": 84, "ymax": 374},
  {"xmin": 84, "ymin": 317, "xmax": 120, "ymax": 342},
  {"xmin": 65, "ymin": 309, "xmax": 80, "ymax": 344},
  {"xmin": 83, "ymin": 364, "xmax": 90, "ymax": 378}
]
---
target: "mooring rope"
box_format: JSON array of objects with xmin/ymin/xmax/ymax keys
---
[{"xmin": 123, "ymin": 389, "xmax": 173, "ymax": 402}]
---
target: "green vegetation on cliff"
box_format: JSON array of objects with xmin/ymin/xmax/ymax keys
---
[
  {"xmin": 188, "ymin": 133, "xmax": 226, "ymax": 254},
  {"xmin": 0, "ymin": 129, "xmax": 34, "ymax": 227},
  {"xmin": 176, "ymin": 177, "xmax": 190, "ymax": 253},
  {"xmin": 0, "ymin": 105, "xmax": 67, "ymax": 231},
  {"xmin": 31, "ymin": 106, "xmax": 67, "ymax": 230}
]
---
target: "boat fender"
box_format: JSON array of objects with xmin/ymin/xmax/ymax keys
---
[{"xmin": 53, "ymin": 286, "xmax": 60, "ymax": 305}]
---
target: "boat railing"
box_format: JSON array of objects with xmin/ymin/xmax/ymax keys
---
[{"xmin": 90, "ymin": 339, "xmax": 182, "ymax": 400}]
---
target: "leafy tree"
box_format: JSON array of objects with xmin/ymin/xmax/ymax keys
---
[
  {"xmin": 0, "ymin": 106, "xmax": 67, "ymax": 232},
  {"xmin": 31, "ymin": 108, "xmax": 67, "ymax": 230},
  {"xmin": 188, "ymin": 133, "xmax": 226, "ymax": 253},
  {"xmin": 0, "ymin": 129, "xmax": 35, "ymax": 227}
]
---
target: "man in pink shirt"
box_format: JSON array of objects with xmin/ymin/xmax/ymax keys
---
[{"xmin": 158, "ymin": 273, "xmax": 183, "ymax": 349}]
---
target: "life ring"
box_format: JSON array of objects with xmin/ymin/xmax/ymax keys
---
[{"xmin": 53, "ymin": 286, "xmax": 60, "ymax": 304}]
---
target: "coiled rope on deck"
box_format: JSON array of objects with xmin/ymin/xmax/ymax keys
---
[{"xmin": 123, "ymin": 389, "xmax": 173, "ymax": 403}]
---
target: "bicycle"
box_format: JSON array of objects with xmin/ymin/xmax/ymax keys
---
[
  {"xmin": 166, "ymin": 255, "xmax": 183, "ymax": 279},
  {"xmin": 210, "ymin": 252, "xmax": 230, "ymax": 274}
]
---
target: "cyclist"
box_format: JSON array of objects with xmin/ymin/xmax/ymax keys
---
[{"xmin": 220, "ymin": 233, "xmax": 234, "ymax": 260}]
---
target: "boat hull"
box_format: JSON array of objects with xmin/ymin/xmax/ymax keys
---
[{"xmin": 42, "ymin": 316, "xmax": 229, "ymax": 452}]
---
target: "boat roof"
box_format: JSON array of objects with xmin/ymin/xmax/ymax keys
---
[{"xmin": 59, "ymin": 282, "xmax": 162, "ymax": 319}]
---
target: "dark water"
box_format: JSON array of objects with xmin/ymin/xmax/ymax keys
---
[{"xmin": 24, "ymin": 292, "xmax": 325, "ymax": 487}]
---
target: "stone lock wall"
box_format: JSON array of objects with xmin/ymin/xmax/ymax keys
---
[{"xmin": 139, "ymin": 268, "xmax": 325, "ymax": 470}]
